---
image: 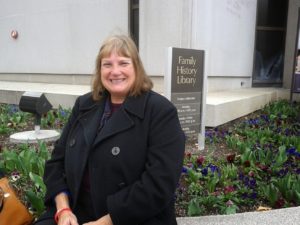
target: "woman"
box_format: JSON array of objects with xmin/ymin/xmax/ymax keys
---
[{"xmin": 35, "ymin": 35, "xmax": 185, "ymax": 225}]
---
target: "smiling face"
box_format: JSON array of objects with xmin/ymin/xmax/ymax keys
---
[{"xmin": 100, "ymin": 51, "xmax": 136, "ymax": 103}]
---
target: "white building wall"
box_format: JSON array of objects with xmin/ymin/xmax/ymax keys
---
[
  {"xmin": 0, "ymin": 0, "xmax": 128, "ymax": 74},
  {"xmin": 1, "ymin": 0, "xmax": 257, "ymax": 93},
  {"xmin": 139, "ymin": 0, "xmax": 188, "ymax": 76},
  {"xmin": 140, "ymin": 0, "xmax": 257, "ymax": 92},
  {"xmin": 209, "ymin": 0, "xmax": 257, "ymax": 77}
]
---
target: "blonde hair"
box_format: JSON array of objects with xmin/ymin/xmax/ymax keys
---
[{"xmin": 92, "ymin": 35, "xmax": 153, "ymax": 101}]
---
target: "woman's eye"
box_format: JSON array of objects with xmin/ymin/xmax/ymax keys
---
[
  {"xmin": 102, "ymin": 63, "xmax": 111, "ymax": 67},
  {"xmin": 120, "ymin": 61, "xmax": 130, "ymax": 66}
]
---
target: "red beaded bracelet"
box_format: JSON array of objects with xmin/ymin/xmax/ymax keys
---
[{"xmin": 54, "ymin": 207, "xmax": 72, "ymax": 223}]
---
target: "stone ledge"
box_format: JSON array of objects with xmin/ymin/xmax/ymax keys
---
[
  {"xmin": 176, "ymin": 206, "xmax": 300, "ymax": 225},
  {"xmin": 205, "ymin": 88, "xmax": 292, "ymax": 127},
  {"xmin": 0, "ymin": 81, "xmax": 296, "ymax": 126},
  {"xmin": 0, "ymin": 81, "xmax": 90, "ymax": 108}
]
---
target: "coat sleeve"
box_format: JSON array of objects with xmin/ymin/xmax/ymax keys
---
[
  {"xmin": 43, "ymin": 97, "xmax": 81, "ymax": 205},
  {"xmin": 107, "ymin": 97, "xmax": 185, "ymax": 225}
]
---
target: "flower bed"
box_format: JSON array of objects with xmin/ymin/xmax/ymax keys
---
[
  {"xmin": 175, "ymin": 100, "xmax": 300, "ymax": 217},
  {"xmin": 0, "ymin": 100, "xmax": 299, "ymax": 220}
]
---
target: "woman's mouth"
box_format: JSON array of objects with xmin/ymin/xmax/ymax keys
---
[{"xmin": 110, "ymin": 79, "xmax": 125, "ymax": 84}]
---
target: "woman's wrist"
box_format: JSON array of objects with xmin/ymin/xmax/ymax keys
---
[
  {"xmin": 54, "ymin": 207, "xmax": 72, "ymax": 223},
  {"xmin": 55, "ymin": 192, "xmax": 70, "ymax": 210}
]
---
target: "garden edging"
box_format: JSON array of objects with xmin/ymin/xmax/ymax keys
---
[{"xmin": 176, "ymin": 206, "xmax": 300, "ymax": 225}]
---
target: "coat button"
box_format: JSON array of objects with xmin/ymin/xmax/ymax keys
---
[
  {"xmin": 111, "ymin": 147, "xmax": 120, "ymax": 156},
  {"xmin": 69, "ymin": 138, "xmax": 76, "ymax": 147},
  {"xmin": 118, "ymin": 182, "xmax": 126, "ymax": 189}
]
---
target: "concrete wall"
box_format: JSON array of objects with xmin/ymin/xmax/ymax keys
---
[
  {"xmin": 139, "ymin": 0, "xmax": 257, "ymax": 92},
  {"xmin": 0, "ymin": 0, "xmax": 128, "ymax": 74},
  {"xmin": 1, "ymin": 0, "xmax": 258, "ymax": 93},
  {"xmin": 193, "ymin": 0, "xmax": 257, "ymax": 92},
  {"xmin": 284, "ymin": 0, "xmax": 300, "ymax": 89}
]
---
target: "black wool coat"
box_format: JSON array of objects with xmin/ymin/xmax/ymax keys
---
[{"xmin": 42, "ymin": 90, "xmax": 185, "ymax": 225}]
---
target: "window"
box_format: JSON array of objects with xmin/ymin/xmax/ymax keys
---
[
  {"xmin": 253, "ymin": 0, "xmax": 289, "ymax": 87},
  {"xmin": 129, "ymin": 0, "xmax": 139, "ymax": 48}
]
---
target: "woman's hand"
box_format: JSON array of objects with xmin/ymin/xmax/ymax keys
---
[
  {"xmin": 55, "ymin": 192, "xmax": 78, "ymax": 225},
  {"xmin": 83, "ymin": 214, "xmax": 113, "ymax": 225},
  {"xmin": 58, "ymin": 210, "xmax": 79, "ymax": 225}
]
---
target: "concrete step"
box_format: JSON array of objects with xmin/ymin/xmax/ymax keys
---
[
  {"xmin": 0, "ymin": 81, "xmax": 296, "ymax": 127},
  {"xmin": 205, "ymin": 88, "xmax": 293, "ymax": 126},
  {"xmin": 0, "ymin": 81, "xmax": 90, "ymax": 109}
]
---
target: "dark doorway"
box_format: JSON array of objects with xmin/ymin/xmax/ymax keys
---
[{"xmin": 252, "ymin": 0, "xmax": 289, "ymax": 87}]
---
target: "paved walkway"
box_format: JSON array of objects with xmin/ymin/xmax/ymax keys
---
[{"xmin": 177, "ymin": 206, "xmax": 300, "ymax": 225}]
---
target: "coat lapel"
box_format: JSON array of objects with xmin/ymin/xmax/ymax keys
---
[
  {"xmin": 93, "ymin": 108, "xmax": 134, "ymax": 146},
  {"xmin": 92, "ymin": 92, "xmax": 150, "ymax": 146},
  {"xmin": 78, "ymin": 99, "xmax": 105, "ymax": 148}
]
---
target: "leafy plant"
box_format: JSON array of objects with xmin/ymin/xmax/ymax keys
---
[
  {"xmin": 41, "ymin": 105, "xmax": 71, "ymax": 129},
  {"xmin": 0, "ymin": 141, "xmax": 50, "ymax": 217},
  {"xmin": 0, "ymin": 104, "xmax": 30, "ymax": 134}
]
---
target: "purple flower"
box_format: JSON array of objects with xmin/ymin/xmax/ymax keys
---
[
  {"xmin": 260, "ymin": 114, "xmax": 269, "ymax": 122},
  {"xmin": 249, "ymin": 178, "xmax": 256, "ymax": 188},
  {"xmin": 208, "ymin": 164, "xmax": 219, "ymax": 173},
  {"xmin": 278, "ymin": 168, "xmax": 288, "ymax": 177},
  {"xmin": 205, "ymin": 131, "xmax": 213, "ymax": 138},
  {"xmin": 238, "ymin": 172, "xmax": 244, "ymax": 180},
  {"xmin": 284, "ymin": 128, "xmax": 291, "ymax": 136},
  {"xmin": 249, "ymin": 192, "xmax": 257, "ymax": 199},
  {"xmin": 286, "ymin": 147, "xmax": 296, "ymax": 155},
  {"xmin": 201, "ymin": 168, "xmax": 208, "ymax": 176},
  {"xmin": 182, "ymin": 166, "xmax": 188, "ymax": 174},
  {"xmin": 59, "ymin": 109, "xmax": 67, "ymax": 117},
  {"xmin": 8, "ymin": 104, "xmax": 19, "ymax": 115}
]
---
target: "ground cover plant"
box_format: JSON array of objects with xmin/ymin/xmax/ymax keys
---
[
  {"xmin": 175, "ymin": 100, "xmax": 300, "ymax": 217},
  {"xmin": 0, "ymin": 100, "xmax": 299, "ymax": 219}
]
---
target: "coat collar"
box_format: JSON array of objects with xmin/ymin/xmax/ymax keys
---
[
  {"xmin": 78, "ymin": 92, "xmax": 106, "ymax": 111},
  {"xmin": 77, "ymin": 91, "xmax": 150, "ymax": 147},
  {"xmin": 122, "ymin": 91, "xmax": 149, "ymax": 119},
  {"xmin": 78, "ymin": 91, "xmax": 150, "ymax": 119}
]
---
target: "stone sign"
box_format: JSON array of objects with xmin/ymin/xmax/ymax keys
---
[{"xmin": 165, "ymin": 47, "xmax": 205, "ymax": 150}]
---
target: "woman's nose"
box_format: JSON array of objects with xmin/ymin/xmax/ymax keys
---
[{"xmin": 111, "ymin": 64, "xmax": 121, "ymax": 75}]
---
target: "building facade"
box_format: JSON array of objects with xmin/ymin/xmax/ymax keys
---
[{"xmin": 0, "ymin": 0, "xmax": 298, "ymax": 96}]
